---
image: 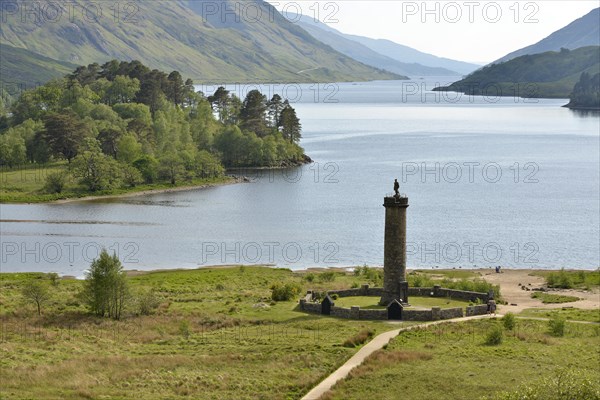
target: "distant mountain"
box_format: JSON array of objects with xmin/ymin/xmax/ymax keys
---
[
  {"xmin": 0, "ymin": 44, "xmax": 77, "ymax": 88},
  {"xmin": 287, "ymin": 13, "xmax": 480, "ymax": 76},
  {"xmin": 0, "ymin": 0, "xmax": 400, "ymax": 83},
  {"xmin": 293, "ymin": 14, "xmax": 452, "ymax": 76},
  {"xmin": 345, "ymin": 35, "xmax": 481, "ymax": 76},
  {"xmin": 292, "ymin": 13, "xmax": 479, "ymax": 76},
  {"xmin": 495, "ymin": 8, "xmax": 600, "ymax": 63},
  {"xmin": 434, "ymin": 46, "xmax": 600, "ymax": 99}
]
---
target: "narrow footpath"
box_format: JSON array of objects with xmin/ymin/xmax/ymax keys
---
[{"xmin": 301, "ymin": 314, "xmax": 496, "ymax": 400}]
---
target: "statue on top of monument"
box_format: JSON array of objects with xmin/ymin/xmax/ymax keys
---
[{"xmin": 394, "ymin": 179, "xmax": 400, "ymax": 198}]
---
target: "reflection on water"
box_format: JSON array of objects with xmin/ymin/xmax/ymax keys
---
[
  {"xmin": 568, "ymin": 108, "xmax": 600, "ymax": 118},
  {"xmin": 85, "ymin": 198, "xmax": 191, "ymax": 207}
]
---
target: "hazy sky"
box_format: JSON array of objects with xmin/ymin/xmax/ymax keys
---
[{"xmin": 267, "ymin": 1, "xmax": 599, "ymax": 63}]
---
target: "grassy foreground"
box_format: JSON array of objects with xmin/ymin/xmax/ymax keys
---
[
  {"xmin": 1, "ymin": 267, "xmax": 597, "ymax": 399},
  {"xmin": 0, "ymin": 163, "xmax": 232, "ymax": 203},
  {"xmin": 0, "ymin": 267, "xmax": 398, "ymax": 399},
  {"xmin": 323, "ymin": 318, "xmax": 600, "ymax": 400}
]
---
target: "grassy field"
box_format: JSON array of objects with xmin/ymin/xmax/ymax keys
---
[
  {"xmin": 323, "ymin": 318, "xmax": 600, "ymax": 400},
  {"xmin": 1, "ymin": 267, "xmax": 596, "ymax": 399},
  {"xmin": 519, "ymin": 308, "xmax": 600, "ymax": 323},
  {"xmin": 0, "ymin": 267, "xmax": 403, "ymax": 399},
  {"xmin": 0, "ymin": 163, "xmax": 232, "ymax": 203},
  {"xmin": 530, "ymin": 292, "xmax": 581, "ymax": 304},
  {"xmin": 334, "ymin": 296, "xmax": 470, "ymax": 310}
]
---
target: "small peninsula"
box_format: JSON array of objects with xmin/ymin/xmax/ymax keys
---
[{"xmin": 0, "ymin": 60, "xmax": 309, "ymax": 203}]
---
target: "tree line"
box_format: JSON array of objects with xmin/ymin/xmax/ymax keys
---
[{"xmin": 0, "ymin": 60, "xmax": 305, "ymax": 192}]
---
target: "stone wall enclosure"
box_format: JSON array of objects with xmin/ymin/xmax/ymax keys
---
[{"xmin": 298, "ymin": 284, "xmax": 491, "ymax": 321}]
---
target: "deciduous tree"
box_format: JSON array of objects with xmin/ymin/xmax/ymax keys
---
[
  {"xmin": 81, "ymin": 250, "xmax": 129, "ymax": 320},
  {"xmin": 22, "ymin": 281, "xmax": 51, "ymax": 316}
]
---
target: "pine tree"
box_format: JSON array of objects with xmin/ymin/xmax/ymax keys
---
[
  {"xmin": 279, "ymin": 105, "xmax": 302, "ymax": 143},
  {"xmin": 240, "ymin": 90, "xmax": 268, "ymax": 136}
]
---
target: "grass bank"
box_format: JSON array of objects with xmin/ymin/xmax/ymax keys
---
[
  {"xmin": 0, "ymin": 163, "xmax": 234, "ymax": 203},
  {"xmin": 519, "ymin": 308, "xmax": 600, "ymax": 323}
]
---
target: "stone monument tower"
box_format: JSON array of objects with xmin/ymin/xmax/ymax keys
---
[{"xmin": 379, "ymin": 179, "xmax": 409, "ymax": 305}]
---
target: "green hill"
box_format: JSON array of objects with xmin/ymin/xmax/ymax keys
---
[
  {"xmin": 0, "ymin": 44, "xmax": 78, "ymax": 88},
  {"xmin": 495, "ymin": 8, "xmax": 599, "ymax": 63},
  {"xmin": 0, "ymin": 0, "xmax": 400, "ymax": 83},
  {"xmin": 433, "ymin": 46, "xmax": 600, "ymax": 99}
]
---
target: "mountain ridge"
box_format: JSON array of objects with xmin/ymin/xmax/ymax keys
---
[
  {"xmin": 291, "ymin": 12, "xmax": 480, "ymax": 76},
  {"xmin": 494, "ymin": 8, "xmax": 600, "ymax": 64},
  {"xmin": 0, "ymin": 0, "xmax": 401, "ymax": 83},
  {"xmin": 293, "ymin": 16, "xmax": 451, "ymax": 76}
]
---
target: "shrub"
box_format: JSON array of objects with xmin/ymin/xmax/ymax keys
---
[
  {"xmin": 490, "ymin": 370, "xmax": 600, "ymax": 400},
  {"xmin": 304, "ymin": 273, "xmax": 315, "ymax": 283},
  {"xmin": 270, "ymin": 282, "xmax": 302, "ymax": 301},
  {"xmin": 330, "ymin": 293, "xmax": 339, "ymax": 300},
  {"xmin": 215, "ymin": 283, "xmax": 225, "ymax": 291},
  {"xmin": 351, "ymin": 281, "xmax": 359, "ymax": 288},
  {"xmin": 548, "ymin": 315, "xmax": 566, "ymax": 337},
  {"xmin": 365, "ymin": 269, "xmax": 383, "ymax": 285},
  {"xmin": 546, "ymin": 269, "xmax": 574, "ymax": 289},
  {"xmin": 43, "ymin": 171, "xmax": 69, "ymax": 194},
  {"xmin": 502, "ymin": 313, "xmax": 516, "ymax": 331},
  {"xmin": 47, "ymin": 272, "xmax": 59, "ymax": 286},
  {"xmin": 408, "ymin": 273, "xmax": 434, "ymax": 288},
  {"xmin": 179, "ymin": 320, "xmax": 190, "ymax": 339},
  {"xmin": 137, "ymin": 289, "xmax": 161, "ymax": 315},
  {"xmin": 319, "ymin": 271, "xmax": 336, "ymax": 282},
  {"xmin": 343, "ymin": 329, "xmax": 375, "ymax": 348},
  {"xmin": 485, "ymin": 325, "xmax": 503, "ymax": 345},
  {"xmin": 352, "ymin": 265, "xmax": 383, "ymax": 285}
]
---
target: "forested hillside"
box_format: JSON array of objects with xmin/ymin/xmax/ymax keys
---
[{"xmin": 434, "ymin": 47, "xmax": 600, "ymax": 99}]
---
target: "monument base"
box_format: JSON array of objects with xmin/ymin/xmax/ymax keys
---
[{"xmin": 379, "ymin": 281, "xmax": 409, "ymax": 306}]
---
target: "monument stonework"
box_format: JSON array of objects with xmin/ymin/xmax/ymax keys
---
[{"xmin": 379, "ymin": 180, "xmax": 409, "ymax": 305}]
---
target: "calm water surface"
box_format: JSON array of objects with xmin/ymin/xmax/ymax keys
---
[{"xmin": 1, "ymin": 80, "xmax": 598, "ymax": 276}]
